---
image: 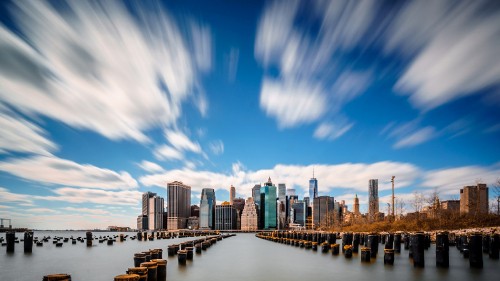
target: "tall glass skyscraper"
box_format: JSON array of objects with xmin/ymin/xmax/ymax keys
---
[
  {"xmin": 309, "ymin": 177, "xmax": 318, "ymax": 205},
  {"xmin": 259, "ymin": 177, "xmax": 277, "ymax": 230},
  {"xmin": 199, "ymin": 188, "xmax": 216, "ymax": 229},
  {"xmin": 167, "ymin": 181, "xmax": 191, "ymax": 230},
  {"xmin": 252, "ymin": 184, "xmax": 261, "ymax": 206}
]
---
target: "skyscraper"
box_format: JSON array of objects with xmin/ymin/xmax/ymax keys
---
[
  {"xmin": 241, "ymin": 197, "xmax": 258, "ymax": 231},
  {"xmin": 291, "ymin": 200, "xmax": 306, "ymax": 226},
  {"xmin": 313, "ymin": 196, "xmax": 334, "ymax": 229},
  {"xmin": 252, "ymin": 184, "xmax": 261, "ymax": 206},
  {"xmin": 148, "ymin": 195, "xmax": 164, "ymax": 230},
  {"xmin": 309, "ymin": 175, "xmax": 318, "ymax": 205},
  {"xmin": 167, "ymin": 181, "xmax": 191, "ymax": 230},
  {"xmin": 368, "ymin": 179, "xmax": 379, "ymax": 221},
  {"xmin": 142, "ymin": 192, "xmax": 156, "ymax": 215},
  {"xmin": 230, "ymin": 185, "xmax": 236, "ymax": 205},
  {"xmin": 277, "ymin": 183, "xmax": 287, "ymax": 229},
  {"xmin": 260, "ymin": 177, "xmax": 277, "ymax": 230},
  {"xmin": 199, "ymin": 188, "xmax": 216, "ymax": 229},
  {"xmin": 215, "ymin": 202, "xmax": 237, "ymax": 230}
]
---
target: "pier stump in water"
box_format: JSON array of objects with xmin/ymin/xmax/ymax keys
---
[
  {"xmin": 114, "ymin": 274, "xmax": 139, "ymax": 281},
  {"xmin": 352, "ymin": 233, "xmax": 360, "ymax": 253},
  {"xmin": 86, "ymin": 232, "xmax": 92, "ymax": 247},
  {"xmin": 361, "ymin": 247, "xmax": 370, "ymax": 262},
  {"xmin": 133, "ymin": 253, "xmax": 146, "ymax": 267},
  {"xmin": 489, "ymin": 234, "xmax": 499, "ymax": 259},
  {"xmin": 368, "ymin": 234, "xmax": 378, "ymax": 258},
  {"xmin": 411, "ymin": 233, "xmax": 425, "ymax": 268},
  {"xmin": 127, "ymin": 268, "xmax": 148, "ymax": 281},
  {"xmin": 140, "ymin": 262, "xmax": 158, "ymax": 281},
  {"xmin": 394, "ymin": 233, "xmax": 401, "ymax": 253},
  {"xmin": 6, "ymin": 231, "xmax": 15, "ymax": 253},
  {"xmin": 186, "ymin": 247, "xmax": 194, "ymax": 260},
  {"xmin": 178, "ymin": 250, "xmax": 187, "ymax": 265},
  {"xmin": 469, "ymin": 233, "xmax": 483, "ymax": 268},
  {"xmin": 384, "ymin": 249, "xmax": 394, "ymax": 265},
  {"xmin": 436, "ymin": 232, "xmax": 449, "ymax": 268},
  {"xmin": 151, "ymin": 259, "xmax": 167, "ymax": 281},
  {"xmin": 24, "ymin": 231, "xmax": 33, "ymax": 253},
  {"xmin": 42, "ymin": 274, "xmax": 71, "ymax": 281},
  {"xmin": 331, "ymin": 244, "xmax": 339, "ymax": 255}
]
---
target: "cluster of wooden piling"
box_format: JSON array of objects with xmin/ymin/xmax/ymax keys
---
[
  {"xmin": 113, "ymin": 234, "xmax": 235, "ymax": 281},
  {"xmin": 256, "ymin": 231, "xmax": 500, "ymax": 268}
]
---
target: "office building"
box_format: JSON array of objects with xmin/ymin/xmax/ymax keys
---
[
  {"xmin": 292, "ymin": 200, "xmax": 306, "ymax": 226},
  {"xmin": 137, "ymin": 215, "xmax": 148, "ymax": 230},
  {"xmin": 241, "ymin": 197, "xmax": 258, "ymax": 231},
  {"xmin": 233, "ymin": 197, "xmax": 246, "ymax": 230},
  {"xmin": 260, "ymin": 177, "xmax": 277, "ymax": 230},
  {"xmin": 354, "ymin": 194, "xmax": 360, "ymax": 215},
  {"xmin": 167, "ymin": 181, "xmax": 191, "ymax": 230},
  {"xmin": 460, "ymin": 184, "xmax": 489, "ymax": 215},
  {"xmin": 215, "ymin": 202, "xmax": 237, "ymax": 230},
  {"xmin": 313, "ymin": 196, "xmax": 334, "ymax": 229},
  {"xmin": 252, "ymin": 184, "xmax": 261, "ymax": 206},
  {"xmin": 368, "ymin": 179, "xmax": 379, "ymax": 222},
  {"xmin": 199, "ymin": 188, "xmax": 216, "ymax": 229},
  {"xmin": 230, "ymin": 185, "xmax": 236, "ymax": 205},
  {"xmin": 309, "ymin": 175, "xmax": 318, "ymax": 205},
  {"xmin": 148, "ymin": 195, "xmax": 164, "ymax": 230}
]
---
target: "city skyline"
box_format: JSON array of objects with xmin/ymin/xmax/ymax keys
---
[{"xmin": 1, "ymin": 0, "xmax": 500, "ymax": 229}]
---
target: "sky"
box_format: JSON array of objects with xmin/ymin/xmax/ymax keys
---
[{"xmin": 0, "ymin": 0, "xmax": 499, "ymax": 229}]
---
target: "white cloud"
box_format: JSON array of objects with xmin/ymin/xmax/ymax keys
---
[
  {"xmin": 255, "ymin": 0, "xmax": 373, "ymax": 135},
  {"xmin": 137, "ymin": 160, "xmax": 164, "ymax": 173},
  {"xmin": 62, "ymin": 207, "xmax": 110, "ymax": 215},
  {"xmin": 391, "ymin": 0, "xmax": 500, "ymax": 110},
  {"xmin": 140, "ymin": 161, "xmax": 421, "ymax": 200},
  {"xmin": 0, "ymin": 111, "xmax": 57, "ymax": 155},
  {"xmin": 165, "ymin": 130, "xmax": 202, "ymax": 154},
  {"xmin": 393, "ymin": 126, "xmax": 436, "ymax": 149},
  {"xmin": 28, "ymin": 208, "xmax": 59, "ymax": 213},
  {"xmin": 260, "ymin": 78, "xmax": 327, "ymax": 128},
  {"xmin": 314, "ymin": 121, "xmax": 353, "ymax": 141},
  {"xmin": 0, "ymin": 155, "xmax": 138, "ymax": 190},
  {"xmin": 37, "ymin": 187, "xmax": 142, "ymax": 206},
  {"xmin": 0, "ymin": 0, "xmax": 211, "ymax": 143},
  {"xmin": 154, "ymin": 145, "xmax": 184, "ymax": 161},
  {"xmin": 0, "ymin": 187, "xmax": 33, "ymax": 204},
  {"xmin": 227, "ymin": 48, "xmax": 239, "ymax": 82},
  {"xmin": 209, "ymin": 140, "xmax": 224, "ymax": 156},
  {"xmin": 422, "ymin": 164, "xmax": 500, "ymax": 195}
]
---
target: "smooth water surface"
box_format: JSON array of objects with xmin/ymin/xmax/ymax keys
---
[{"xmin": 1, "ymin": 232, "xmax": 499, "ymax": 281}]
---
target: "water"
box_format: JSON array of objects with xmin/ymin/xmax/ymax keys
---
[{"xmin": 1, "ymin": 232, "xmax": 499, "ymax": 281}]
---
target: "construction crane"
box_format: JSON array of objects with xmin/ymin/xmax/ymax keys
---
[{"xmin": 391, "ymin": 176, "xmax": 396, "ymax": 219}]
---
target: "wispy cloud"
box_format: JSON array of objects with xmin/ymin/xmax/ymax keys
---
[
  {"xmin": 391, "ymin": 0, "xmax": 500, "ymax": 110},
  {"xmin": 62, "ymin": 207, "xmax": 110, "ymax": 215},
  {"xmin": 394, "ymin": 126, "xmax": 436, "ymax": 149},
  {"xmin": 209, "ymin": 140, "xmax": 224, "ymax": 156},
  {"xmin": 385, "ymin": 120, "xmax": 436, "ymax": 149},
  {"xmin": 37, "ymin": 187, "xmax": 142, "ymax": 206},
  {"xmin": 314, "ymin": 121, "xmax": 353, "ymax": 141},
  {"xmin": 227, "ymin": 48, "xmax": 239, "ymax": 83},
  {"xmin": 0, "ymin": 156, "xmax": 138, "ymax": 190},
  {"xmin": 154, "ymin": 129, "xmax": 204, "ymax": 162},
  {"xmin": 0, "ymin": 0, "xmax": 212, "ymax": 143},
  {"xmin": 0, "ymin": 110, "xmax": 57, "ymax": 156},
  {"xmin": 137, "ymin": 160, "xmax": 165, "ymax": 173},
  {"xmin": 0, "ymin": 187, "xmax": 33, "ymax": 204}
]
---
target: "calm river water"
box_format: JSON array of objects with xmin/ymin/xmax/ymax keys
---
[{"xmin": 0, "ymin": 231, "xmax": 499, "ymax": 281}]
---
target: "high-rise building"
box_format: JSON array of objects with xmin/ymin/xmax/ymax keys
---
[
  {"xmin": 354, "ymin": 194, "xmax": 360, "ymax": 215},
  {"xmin": 232, "ymin": 197, "xmax": 246, "ymax": 230},
  {"xmin": 260, "ymin": 177, "xmax": 277, "ymax": 230},
  {"xmin": 137, "ymin": 215, "xmax": 148, "ymax": 230},
  {"xmin": 230, "ymin": 185, "xmax": 236, "ymax": 205},
  {"xmin": 252, "ymin": 184, "xmax": 261, "ymax": 206},
  {"xmin": 278, "ymin": 184, "xmax": 286, "ymax": 202},
  {"xmin": 148, "ymin": 195, "xmax": 164, "ymax": 230},
  {"xmin": 241, "ymin": 197, "xmax": 258, "ymax": 231},
  {"xmin": 142, "ymin": 191, "xmax": 156, "ymax": 216},
  {"xmin": 167, "ymin": 181, "xmax": 191, "ymax": 230},
  {"xmin": 368, "ymin": 179, "xmax": 379, "ymax": 221},
  {"xmin": 199, "ymin": 188, "xmax": 216, "ymax": 229},
  {"xmin": 460, "ymin": 184, "xmax": 489, "ymax": 215},
  {"xmin": 292, "ymin": 200, "xmax": 306, "ymax": 226},
  {"xmin": 287, "ymin": 188, "xmax": 296, "ymax": 196},
  {"xmin": 313, "ymin": 196, "xmax": 334, "ymax": 229},
  {"xmin": 277, "ymin": 183, "xmax": 287, "ymax": 229},
  {"xmin": 190, "ymin": 205, "xmax": 200, "ymax": 217},
  {"xmin": 215, "ymin": 202, "xmax": 237, "ymax": 230},
  {"xmin": 309, "ymin": 176, "xmax": 318, "ymax": 205}
]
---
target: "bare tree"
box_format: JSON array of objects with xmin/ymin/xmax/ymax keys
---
[
  {"xmin": 425, "ymin": 189, "xmax": 440, "ymax": 219},
  {"xmin": 395, "ymin": 198, "xmax": 406, "ymax": 218},
  {"xmin": 411, "ymin": 191, "xmax": 424, "ymax": 219}
]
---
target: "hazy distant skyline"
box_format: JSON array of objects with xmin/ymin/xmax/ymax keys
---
[{"xmin": 1, "ymin": 0, "xmax": 499, "ymax": 229}]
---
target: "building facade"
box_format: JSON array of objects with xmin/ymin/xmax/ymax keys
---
[
  {"xmin": 148, "ymin": 195, "xmax": 164, "ymax": 230},
  {"xmin": 368, "ymin": 179, "xmax": 379, "ymax": 221},
  {"xmin": 354, "ymin": 194, "xmax": 360, "ymax": 215},
  {"xmin": 241, "ymin": 197, "xmax": 258, "ymax": 231},
  {"xmin": 441, "ymin": 200, "xmax": 460, "ymax": 214},
  {"xmin": 260, "ymin": 177, "xmax": 277, "ymax": 230},
  {"xmin": 460, "ymin": 184, "xmax": 489, "ymax": 215},
  {"xmin": 215, "ymin": 202, "xmax": 237, "ymax": 230},
  {"xmin": 137, "ymin": 215, "xmax": 148, "ymax": 230},
  {"xmin": 313, "ymin": 196, "xmax": 334, "ymax": 229},
  {"xmin": 252, "ymin": 184, "xmax": 261, "ymax": 206},
  {"xmin": 309, "ymin": 177, "xmax": 318, "ymax": 205},
  {"xmin": 292, "ymin": 200, "xmax": 306, "ymax": 226},
  {"xmin": 199, "ymin": 188, "xmax": 216, "ymax": 229},
  {"xmin": 167, "ymin": 181, "xmax": 191, "ymax": 230}
]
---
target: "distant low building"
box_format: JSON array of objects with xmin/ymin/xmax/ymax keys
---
[
  {"xmin": 215, "ymin": 202, "xmax": 237, "ymax": 230},
  {"xmin": 441, "ymin": 200, "xmax": 460, "ymax": 214},
  {"xmin": 187, "ymin": 216, "xmax": 199, "ymax": 230},
  {"xmin": 108, "ymin": 226, "xmax": 130, "ymax": 232},
  {"xmin": 460, "ymin": 184, "xmax": 489, "ymax": 215}
]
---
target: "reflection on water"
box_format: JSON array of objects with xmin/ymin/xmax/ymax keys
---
[{"xmin": 0, "ymin": 232, "xmax": 498, "ymax": 281}]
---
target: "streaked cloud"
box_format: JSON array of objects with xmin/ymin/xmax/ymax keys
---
[
  {"xmin": 0, "ymin": 111, "xmax": 57, "ymax": 155},
  {"xmin": 394, "ymin": 126, "xmax": 436, "ymax": 149},
  {"xmin": 37, "ymin": 187, "xmax": 142, "ymax": 206},
  {"xmin": 165, "ymin": 130, "xmax": 202, "ymax": 154},
  {"xmin": 386, "ymin": 120, "xmax": 436, "ymax": 149},
  {"xmin": 227, "ymin": 48, "xmax": 239, "ymax": 83},
  {"xmin": 62, "ymin": 207, "xmax": 110, "ymax": 215},
  {"xmin": 0, "ymin": 0, "xmax": 212, "ymax": 143},
  {"xmin": 137, "ymin": 160, "xmax": 165, "ymax": 173},
  {"xmin": 0, "ymin": 187, "xmax": 33, "ymax": 204},
  {"xmin": 0, "ymin": 156, "xmax": 138, "ymax": 190},
  {"xmin": 209, "ymin": 140, "xmax": 224, "ymax": 156},
  {"xmin": 314, "ymin": 121, "xmax": 353, "ymax": 141}
]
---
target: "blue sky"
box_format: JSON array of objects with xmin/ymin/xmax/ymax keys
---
[{"xmin": 0, "ymin": 0, "xmax": 499, "ymax": 229}]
